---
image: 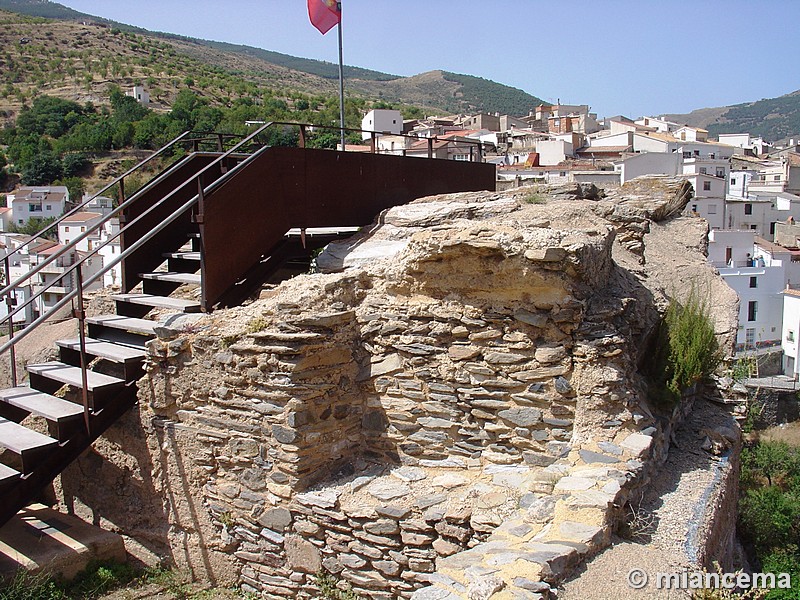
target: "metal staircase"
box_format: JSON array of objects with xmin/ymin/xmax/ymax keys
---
[{"xmin": 0, "ymin": 122, "xmax": 495, "ymax": 527}]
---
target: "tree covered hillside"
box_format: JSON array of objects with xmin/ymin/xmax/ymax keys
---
[
  {"xmin": 0, "ymin": 86, "xmax": 403, "ymax": 198},
  {"xmin": 442, "ymin": 72, "xmax": 542, "ymax": 117},
  {"xmin": 0, "ymin": 2, "xmax": 546, "ymax": 119},
  {"xmin": 707, "ymin": 92, "xmax": 800, "ymax": 141}
]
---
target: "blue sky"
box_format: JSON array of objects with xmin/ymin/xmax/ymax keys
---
[{"xmin": 57, "ymin": 0, "xmax": 800, "ymax": 119}]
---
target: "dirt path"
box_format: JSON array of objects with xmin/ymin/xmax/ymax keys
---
[{"xmin": 560, "ymin": 399, "xmax": 739, "ymax": 599}]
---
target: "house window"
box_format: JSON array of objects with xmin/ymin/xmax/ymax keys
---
[
  {"xmin": 80, "ymin": 227, "xmax": 85, "ymax": 232},
  {"xmin": 64, "ymin": 226, "xmax": 69, "ymax": 232},
  {"xmin": 716, "ymin": 168, "xmax": 725, "ymax": 178},
  {"xmin": 746, "ymin": 328, "xmax": 756, "ymax": 346},
  {"xmin": 748, "ymin": 301, "xmax": 757, "ymax": 322},
  {"xmin": 775, "ymin": 175, "xmax": 781, "ymax": 181},
  {"xmin": 770, "ymin": 222, "xmax": 776, "ymax": 235},
  {"xmin": 29, "ymin": 203, "xmax": 42, "ymax": 212},
  {"xmin": 788, "ymin": 330, "xmax": 795, "ymax": 343},
  {"xmin": 560, "ymin": 172, "xmax": 566, "ymax": 177},
  {"xmin": 18, "ymin": 219, "xmax": 23, "ymax": 225},
  {"xmin": 45, "ymin": 205, "xmax": 51, "ymax": 211},
  {"xmin": 749, "ymin": 276, "xmax": 757, "ymax": 288},
  {"xmin": 703, "ymin": 181, "xmax": 712, "ymax": 191},
  {"xmin": 731, "ymin": 178, "xmax": 737, "ymax": 186},
  {"xmin": 692, "ymin": 204, "xmax": 698, "ymax": 212},
  {"xmin": 745, "ymin": 203, "xmax": 752, "ymax": 215},
  {"xmin": 700, "ymin": 167, "xmax": 707, "ymax": 174},
  {"xmin": 708, "ymin": 204, "xmax": 717, "ymax": 214}
]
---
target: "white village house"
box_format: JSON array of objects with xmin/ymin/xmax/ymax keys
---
[{"xmin": 7, "ymin": 186, "xmax": 68, "ymax": 227}]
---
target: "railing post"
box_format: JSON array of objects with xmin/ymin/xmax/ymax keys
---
[
  {"xmin": 299, "ymin": 125, "xmax": 306, "ymax": 149},
  {"xmin": 216, "ymin": 133, "xmax": 224, "ymax": 153},
  {"xmin": 72, "ymin": 260, "xmax": 91, "ymax": 436},
  {"xmin": 118, "ymin": 177, "xmax": 125, "ymax": 206},
  {"xmin": 428, "ymin": 138, "xmax": 433, "ymax": 159},
  {"xmin": 197, "ymin": 173, "xmax": 205, "ymax": 206},
  {"xmin": 3, "ymin": 255, "xmax": 17, "ymax": 387},
  {"xmin": 370, "ymin": 132, "xmax": 376, "ymax": 154}
]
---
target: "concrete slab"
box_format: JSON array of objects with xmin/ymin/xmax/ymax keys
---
[{"xmin": 0, "ymin": 504, "xmax": 126, "ymax": 580}]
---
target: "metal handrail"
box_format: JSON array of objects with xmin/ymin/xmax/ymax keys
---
[
  {"xmin": 1, "ymin": 131, "xmax": 192, "ymax": 264},
  {"xmin": 0, "ymin": 121, "xmax": 276, "ymax": 350},
  {"xmin": 295, "ymin": 120, "xmax": 485, "ymax": 161},
  {"xmin": 0, "ymin": 132, "xmax": 242, "ymax": 298},
  {"xmin": 0, "ymin": 119, "xmax": 484, "ymax": 357}
]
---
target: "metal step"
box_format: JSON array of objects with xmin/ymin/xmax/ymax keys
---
[
  {"xmin": 0, "ymin": 417, "xmax": 58, "ymax": 473},
  {"xmin": 27, "ymin": 362, "xmax": 126, "ymax": 394},
  {"xmin": 112, "ymin": 293, "xmax": 201, "ymax": 313},
  {"xmin": 0, "ymin": 387, "xmax": 83, "ymax": 422},
  {"xmin": 286, "ymin": 227, "xmax": 361, "ymax": 237},
  {"xmin": 163, "ymin": 251, "xmax": 200, "ymax": 261},
  {"xmin": 56, "ymin": 338, "xmax": 147, "ymax": 364},
  {"xmin": 0, "ymin": 387, "xmax": 84, "ymax": 441},
  {"xmin": 141, "ymin": 272, "xmax": 201, "ymax": 285},
  {"xmin": 86, "ymin": 315, "xmax": 157, "ymax": 336},
  {"xmin": 0, "ymin": 462, "xmax": 20, "ymax": 486}
]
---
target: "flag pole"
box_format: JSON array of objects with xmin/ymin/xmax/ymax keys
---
[{"xmin": 337, "ymin": 1, "xmax": 346, "ymax": 152}]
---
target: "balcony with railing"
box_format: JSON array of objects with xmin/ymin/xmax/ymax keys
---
[{"xmin": 38, "ymin": 263, "xmax": 69, "ymax": 275}]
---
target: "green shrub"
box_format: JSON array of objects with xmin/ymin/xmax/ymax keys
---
[
  {"xmin": 64, "ymin": 560, "xmax": 138, "ymax": 598},
  {"xmin": 739, "ymin": 441, "xmax": 800, "ymax": 598},
  {"xmin": 0, "ymin": 570, "xmax": 66, "ymax": 600},
  {"xmin": 523, "ymin": 191, "xmax": 545, "ymax": 204},
  {"xmin": 760, "ymin": 547, "xmax": 800, "ymax": 599},
  {"xmin": 648, "ymin": 291, "xmax": 721, "ymax": 405}
]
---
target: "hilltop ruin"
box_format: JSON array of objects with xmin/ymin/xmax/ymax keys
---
[{"xmin": 53, "ymin": 177, "xmax": 739, "ymax": 599}]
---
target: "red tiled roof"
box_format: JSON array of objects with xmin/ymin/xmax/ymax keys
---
[
  {"xmin": 61, "ymin": 211, "xmax": 101, "ymax": 223},
  {"xmin": 577, "ymin": 145, "xmax": 632, "ymax": 153},
  {"xmin": 36, "ymin": 244, "xmax": 65, "ymax": 256},
  {"xmin": 29, "ymin": 240, "xmax": 58, "ymax": 254}
]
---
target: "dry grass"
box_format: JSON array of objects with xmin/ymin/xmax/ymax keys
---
[{"xmin": 758, "ymin": 422, "xmax": 800, "ymax": 447}]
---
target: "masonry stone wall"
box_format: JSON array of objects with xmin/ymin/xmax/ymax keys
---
[{"xmin": 54, "ymin": 180, "xmax": 741, "ymax": 599}]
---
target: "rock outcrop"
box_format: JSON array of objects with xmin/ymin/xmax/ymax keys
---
[{"xmin": 55, "ymin": 176, "xmax": 738, "ymax": 599}]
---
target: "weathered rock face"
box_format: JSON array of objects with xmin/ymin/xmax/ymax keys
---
[{"xmin": 56, "ymin": 177, "xmax": 738, "ymax": 599}]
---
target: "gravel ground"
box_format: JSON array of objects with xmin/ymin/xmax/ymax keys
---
[{"xmin": 560, "ymin": 399, "xmax": 737, "ymax": 600}]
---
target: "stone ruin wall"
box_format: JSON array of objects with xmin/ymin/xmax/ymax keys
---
[{"xmin": 55, "ymin": 180, "xmax": 740, "ymax": 599}]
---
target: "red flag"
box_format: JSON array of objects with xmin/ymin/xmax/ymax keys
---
[{"xmin": 308, "ymin": 0, "xmax": 341, "ymax": 35}]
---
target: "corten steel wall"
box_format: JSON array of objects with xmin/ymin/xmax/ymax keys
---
[
  {"xmin": 120, "ymin": 153, "xmax": 223, "ymax": 292},
  {"xmin": 199, "ymin": 147, "xmax": 495, "ymax": 310}
]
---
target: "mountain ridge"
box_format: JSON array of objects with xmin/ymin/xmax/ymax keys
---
[
  {"xmin": 0, "ymin": 0, "xmax": 544, "ymax": 116},
  {"xmin": 665, "ymin": 89, "xmax": 800, "ymax": 142}
]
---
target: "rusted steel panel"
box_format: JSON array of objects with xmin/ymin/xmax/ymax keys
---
[
  {"xmin": 199, "ymin": 165, "xmax": 292, "ymax": 310},
  {"xmin": 200, "ymin": 148, "xmax": 494, "ymax": 310},
  {"xmin": 293, "ymin": 147, "xmax": 494, "ymax": 226},
  {"xmin": 121, "ymin": 153, "xmax": 222, "ymax": 292}
]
